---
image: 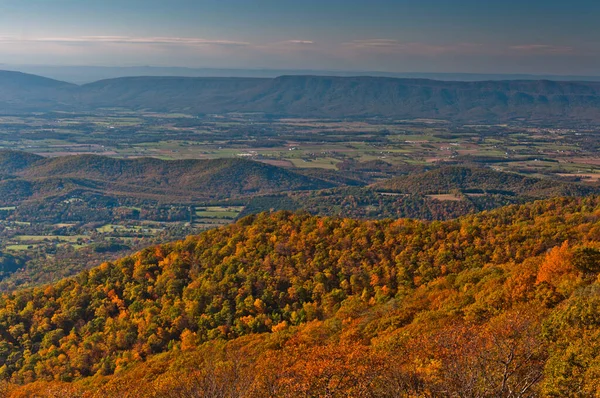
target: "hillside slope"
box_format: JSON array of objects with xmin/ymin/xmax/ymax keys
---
[
  {"xmin": 3, "ymin": 152, "xmax": 599, "ymax": 220},
  {"xmin": 240, "ymin": 166, "xmax": 600, "ymax": 221},
  {"xmin": 21, "ymin": 155, "xmax": 335, "ymax": 196},
  {"xmin": 0, "ymin": 71, "xmax": 76, "ymax": 111},
  {"xmin": 373, "ymin": 165, "xmax": 595, "ymax": 197},
  {"xmin": 0, "ymin": 152, "xmax": 335, "ymax": 204},
  {"xmin": 2, "ymin": 198, "xmax": 600, "ymax": 395},
  {"xmin": 77, "ymin": 76, "xmax": 266, "ymax": 112},
  {"xmin": 0, "ymin": 151, "xmax": 44, "ymax": 174}
]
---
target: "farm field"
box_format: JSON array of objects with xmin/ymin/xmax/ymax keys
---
[{"xmin": 1, "ymin": 112, "xmax": 599, "ymax": 182}]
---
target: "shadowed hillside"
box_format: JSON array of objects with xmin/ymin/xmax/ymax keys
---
[
  {"xmin": 76, "ymin": 76, "xmax": 267, "ymax": 112},
  {"xmin": 0, "ymin": 151, "xmax": 44, "ymax": 174},
  {"xmin": 77, "ymin": 75, "xmax": 600, "ymax": 123},
  {"xmin": 2, "ymin": 151, "xmax": 599, "ymax": 220},
  {"xmin": 2, "ymin": 70, "xmax": 600, "ymax": 123},
  {"xmin": 240, "ymin": 166, "xmax": 600, "ymax": 221},
  {"xmin": 0, "ymin": 71, "xmax": 76, "ymax": 111}
]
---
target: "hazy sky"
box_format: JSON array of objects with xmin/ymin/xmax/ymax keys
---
[{"xmin": 0, "ymin": 0, "xmax": 599, "ymax": 75}]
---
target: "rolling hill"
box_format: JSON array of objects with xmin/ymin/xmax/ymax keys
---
[
  {"xmin": 0, "ymin": 151, "xmax": 44, "ymax": 174},
  {"xmin": 2, "ymin": 198, "xmax": 600, "ymax": 396},
  {"xmin": 0, "ymin": 152, "xmax": 335, "ymax": 204},
  {"xmin": 2, "ymin": 70, "xmax": 600, "ymax": 123},
  {"xmin": 372, "ymin": 165, "xmax": 596, "ymax": 197},
  {"xmin": 2, "ymin": 152, "xmax": 599, "ymax": 222},
  {"xmin": 239, "ymin": 166, "xmax": 600, "ymax": 221},
  {"xmin": 0, "ymin": 152, "xmax": 334, "ymax": 204}
]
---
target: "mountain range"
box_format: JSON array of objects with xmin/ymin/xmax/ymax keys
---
[
  {"xmin": 5, "ymin": 65, "xmax": 600, "ymax": 84},
  {"xmin": 2, "ymin": 70, "xmax": 600, "ymax": 123}
]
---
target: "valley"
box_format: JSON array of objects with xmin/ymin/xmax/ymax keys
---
[
  {"xmin": 1, "ymin": 106, "xmax": 600, "ymax": 292},
  {"xmin": 2, "ymin": 111, "xmax": 600, "ymax": 179},
  {"xmin": 1, "ymin": 70, "xmax": 600, "ymax": 396}
]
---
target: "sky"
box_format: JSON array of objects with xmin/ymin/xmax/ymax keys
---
[{"xmin": 0, "ymin": 0, "xmax": 599, "ymax": 75}]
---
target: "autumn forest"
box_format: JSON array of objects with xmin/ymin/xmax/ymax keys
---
[
  {"xmin": 2, "ymin": 54, "xmax": 600, "ymax": 397},
  {"xmin": 0, "ymin": 196, "xmax": 599, "ymax": 396}
]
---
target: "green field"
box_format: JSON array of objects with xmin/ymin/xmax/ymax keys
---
[
  {"xmin": 190, "ymin": 206, "xmax": 244, "ymax": 229},
  {"xmin": 5, "ymin": 244, "xmax": 38, "ymax": 251},
  {"xmin": 96, "ymin": 224, "xmax": 163, "ymax": 235},
  {"xmin": 14, "ymin": 235, "xmax": 87, "ymax": 242},
  {"xmin": 2, "ymin": 112, "xmax": 600, "ymax": 181},
  {"xmin": 195, "ymin": 210, "xmax": 240, "ymax": 218}
]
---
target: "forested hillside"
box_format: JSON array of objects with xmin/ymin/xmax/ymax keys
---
[
  {"xmin": 0, "ymin": 151, "xmax": 44, "ymax": 174},
  {"xmin": 7, "ymin": 151, "xmax": 599, "ymax": 225},
  {"xmin": 0, "ymin": 153, "xmax": 334, "ymax": 205},
  {"xmin": 373, "ymin": 166, "xmax": 595, "ymax": 197},
  {"xmin": 2, "ymin": 197, "xmax": 600, "ymax": 396},
  {"xmin": 242, "ymin": 166, "xmax": 600, "ymax": 221}
]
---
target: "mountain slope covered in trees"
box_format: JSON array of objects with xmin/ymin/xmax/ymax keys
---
[{"xmin": 2, "ymin": 197, "xmax": 600, "ymax": 395}]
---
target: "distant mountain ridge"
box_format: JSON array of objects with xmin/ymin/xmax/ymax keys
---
[
  {"xmin": 0, "ymin": 71, "xmax": 76, "ymax": 111},
  {"xmin": 1, "ymin": 70, "xmax": 600, "ymax": 123},
  {"xmin": 6, "ymin": 65, "xmax": 600, "ymax": 84}
]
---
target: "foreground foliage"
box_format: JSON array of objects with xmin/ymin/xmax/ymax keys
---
[{"xmin": 3, "ymin": 197, "xmax": 600, "ymax": 395}]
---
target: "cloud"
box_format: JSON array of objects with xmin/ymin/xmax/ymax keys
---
[
  {"xmin": 0, "ymin": 33, "xmax": 590, "ymax": 73},
  {"xmin": 343, "ymin": 39, "xmax": 584, "ymax": 58},
  {"xmin": 0, "ymin": 35, "xmax": 250, "ymax": 47},
  {"xmin": 346, "ymin": 39, "xmax": 400, "ymax": 48},
  {"xmin": 508, "ymin": 44, "xmax": 575, "ymax": 55},
  {"xmin": 285, "ymin": 40, "xmax": 315, "ymax": 45},
  {"xmin": 253, "ymin": 40, "xmax": 320, "ymax": 56},
  {"xmin": 343, "ymin": 39, "xmax": 484, "ymax": 56},
  {"xmin": 0, "ymin": 35, "xmax": 255, "ymax": 66}
]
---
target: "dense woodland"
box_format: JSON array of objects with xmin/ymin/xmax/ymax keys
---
[
  {"xmin": 242, "ymin": 189, "xmax": 487, "ymax": 221},
  {"xmin": 1, "ymin": 197, "xmax": 600, "ymax": 396}
]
